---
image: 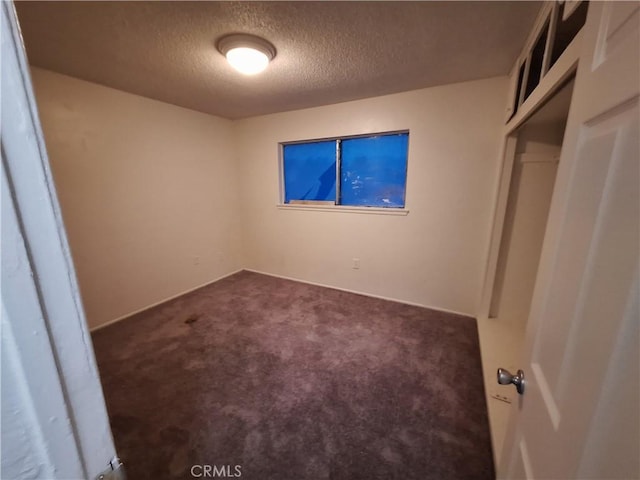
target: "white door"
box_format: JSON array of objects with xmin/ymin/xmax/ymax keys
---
[
  {"xmin": 2, "ymin": 2, "xmax": 119, "ymax": 478},
  {"xmin": 498, "ymin": 2, "xmax": 639, "ymax": 479}
]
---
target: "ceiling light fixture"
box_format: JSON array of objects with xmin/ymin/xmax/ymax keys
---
[{"xmin": 217, "ymin": 34, "xmax": 276, "ymax": 75}]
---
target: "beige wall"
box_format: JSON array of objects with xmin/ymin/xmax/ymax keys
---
[
  {"xmin": 235, "ymin": 77, "xmax": 509, "ymax": 316},
  {"xmin": 31, "ymin": 68, "xmax": 242, "ymax": 328},
  {"xmin": 32, "ymin": 69, "xmax": 508, "ymax": 326}
]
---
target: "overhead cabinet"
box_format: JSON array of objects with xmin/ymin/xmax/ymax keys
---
[{"xmin": 506, "ymin": 0, "xmax": 588, "ymax": 122}]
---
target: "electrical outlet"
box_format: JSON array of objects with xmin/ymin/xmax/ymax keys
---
[
  {"xmin": 193, "ymin": 256, "xmax": 200, "ymax": 266},
  {"xmin": 352, "ymin": 258, "xmax": 360, "ymax": 269}
]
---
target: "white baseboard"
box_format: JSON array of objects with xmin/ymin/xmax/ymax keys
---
[
  {"xmin": 89, "ymin": 269, "xmax": 244, "ymax": 332},
  {"xmin": 244, "ymin": 268, "xmax": 474, "ymax": 318},
  {"xmin": 91, "ymin": 267, "xmax": 474, "ymax": 332}
]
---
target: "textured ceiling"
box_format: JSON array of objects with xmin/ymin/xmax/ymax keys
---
[{"xmin": 15, "ymin": 1, "xmax": 541, "ymax": 120}]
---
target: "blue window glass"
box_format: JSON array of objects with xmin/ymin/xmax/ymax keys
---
[
  {"xmin": 283, "ymin": 141, "xmax": 336, "ymax": 203},
  {"xmin": 340, "ymin": 133, "xmax": 408, "ymax": 207}
]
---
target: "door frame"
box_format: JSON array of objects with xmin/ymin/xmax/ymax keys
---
[
  {"xmin": 476, "ymin": 3, "xmax": 584, "ymax": 466},
  {"xmin": 478, "ymin": 16, "xmax": 583, "ymax": 320},
  {"xmin": 2, "ymin": 2, "xmax": 117, "ymax": 477}
]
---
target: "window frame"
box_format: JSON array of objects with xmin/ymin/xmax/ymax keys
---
[{"xmin": 278, "ymin": 130, "xmax": 410, "ymax": 215}]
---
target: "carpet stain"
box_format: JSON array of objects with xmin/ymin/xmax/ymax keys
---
[
  {"xmin": 92, "ymin": 271, "xmax": 494, "ymax": 479},
  {"xmin": 184, "ymin": 313, "xmax": 199, "ymax": 325}
]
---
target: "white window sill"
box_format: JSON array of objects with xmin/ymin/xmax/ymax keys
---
[{"xmin": 276, "ymin": 204, "xmax": 409, "ymax": 216}]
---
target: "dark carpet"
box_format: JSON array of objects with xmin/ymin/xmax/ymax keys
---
[{"xmin": 92, "ymin": 271, "xmax": 494, "ymax": 480}]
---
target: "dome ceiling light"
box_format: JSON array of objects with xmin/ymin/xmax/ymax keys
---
[{"xmin": 217, "ymin": 34, "xmax": 276, "ymax": 75}]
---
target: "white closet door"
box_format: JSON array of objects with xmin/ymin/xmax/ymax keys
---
[{"xmin": 498, "ymin": 2, "xmax": 640, "ymax": 479}]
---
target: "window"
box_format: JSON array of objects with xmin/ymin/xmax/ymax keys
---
[{"xmin": 282, "ymin": 131, "xmax": 409, "ymax": 208}]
